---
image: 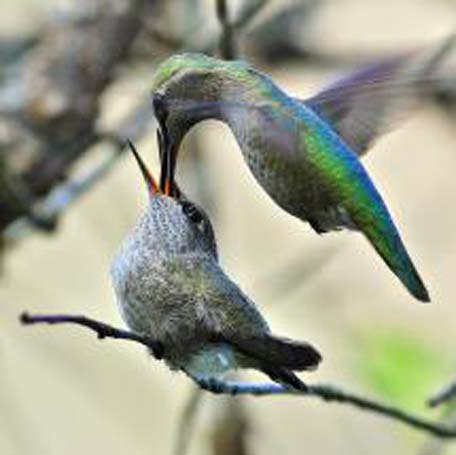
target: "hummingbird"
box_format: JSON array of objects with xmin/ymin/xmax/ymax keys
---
[
  {"xmin": 149, "ymin": 37, "xmax": 455, "ymax": 303},
  {"xmin": 109, "ymin": 141, "xmax": 321, "ymax": 392}
]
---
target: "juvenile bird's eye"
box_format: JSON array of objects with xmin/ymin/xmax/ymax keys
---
[{"xmin": 181, "ymin": 201, "xmax": 203, "ymax": 224}]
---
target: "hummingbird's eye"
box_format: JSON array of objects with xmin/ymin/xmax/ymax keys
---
[
  {"xmin": 181, "ymin": 201, "xmax": 203, "ymax": 224},
  {"xmin": 153, "ymin": 93, "xmax": 168, "ymax": 122}
]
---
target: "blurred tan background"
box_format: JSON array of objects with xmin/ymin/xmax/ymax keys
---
[{"xmin": 1, "ymin": 0, "xmax": 456, "ymax": 454}]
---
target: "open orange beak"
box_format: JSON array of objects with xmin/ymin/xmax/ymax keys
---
[
  {"xmin": 127, "ymin": 139, "xmax": 160, "ymax": 196},
  {"xmin": 127, "ymin": 137, "xmax": 180, "ymax": 199}
]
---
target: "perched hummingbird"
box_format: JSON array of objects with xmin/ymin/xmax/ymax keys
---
[
  {"xmin": 110, "ymin": 142, "xmax": 321, "ymax": 392},
  {"xmin": 149, "ymin": 38, "xmax": 455, "ymax": 303}
]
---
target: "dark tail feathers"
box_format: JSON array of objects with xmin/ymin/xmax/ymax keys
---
[
  {"xmin": 216, "ymin": 332, "xmax": 321, "ymax": 390},
  {"xmin": 252, "ymin": 334, "xmax": 322, "ymax": 390},
  {"xmin": 258, "ymin": 334, "xmax": 322, "ymax": 371},
  {"xmin": 230, "ymin": 333, "xmax": 321, "ymax": 372}
]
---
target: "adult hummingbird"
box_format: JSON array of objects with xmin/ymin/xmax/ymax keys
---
[
  {"xmin": 149, "ymin": 37, "xmax": 455, "ymax": 303},
  {"xmin": 110, "ymin": 141, "xmax": 321, "ymax": 392}
]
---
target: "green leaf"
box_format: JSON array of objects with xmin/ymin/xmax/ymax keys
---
[{"xmin": 357, "ymin": 329, "xmax": 449, "ymax": 412}]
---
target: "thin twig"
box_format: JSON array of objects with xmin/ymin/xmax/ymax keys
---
[
  {"xmin": 200, "ymin": 0, "xmax": 267, "ymax": 55},
  {"xmin": 428, "ymin": 380, "xmax": 456, "ymax": 408},
  {"xmin": 175, "ymin": 387, "xmax": 204, "ymax": 455},
  {"xmin": 216, "ymin": 0, "xmax": 236, "ymax": 59},
  {"xmin": 20, "ymin": 312, "xmax": 164, "ymax": 359},
  {"xmin": 419, "ymin": 407, "xmax": 456, "ymax": 455},
  {"xmin": 139, "ymin": 0, "xmax": 268, "ymax": 58},
  {"xmin": 196, "ymin": 380, "xmax": 456, "ymax": 439},
  {"xmin": 19, "ymin": 311, "xmax": 456, "ymax": 439}
]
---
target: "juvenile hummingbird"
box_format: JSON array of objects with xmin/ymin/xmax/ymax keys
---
[
  {"xmin": 110, "ymin": 142, "xmax": 321, "ymax": 392},
  {"xmin": 149, "ymin": 38, "xmax": 455, "ymax": 303}
]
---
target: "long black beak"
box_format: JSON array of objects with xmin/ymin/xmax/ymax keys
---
[
  {"xmin": 156, "ymin": 99, "xmax": 223, "ymax": 197},
  {"xmin": 157, "ymin": 122, "xmax": 178, "ymax": 198},
  {"xmin": 153, "ymin": 92, "xmax": 178, "ymax": 198}
]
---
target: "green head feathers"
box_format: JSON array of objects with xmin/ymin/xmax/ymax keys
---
[
  {"xmin": 151, "ymin": 54, "xmax": 213, "ymax": 92},
  {"xmin": 150, "ymin": 53, "xmax": 266, "ymax": 96}
]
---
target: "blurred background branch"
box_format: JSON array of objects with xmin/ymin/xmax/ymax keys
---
[
  {"xmin": 0, "ymin": 0, "xmax": 151, "ymax": 251},
  {"xmin": 175, "ymin": 387, "xmax": 204, "ymax": 455},
  {"xmin": 216, "ymin": 0, "xmax": 236, "ymax": 60},
  {"xmin": 209, "ymin": 396, "xmax": 249, "ymax": 455}
]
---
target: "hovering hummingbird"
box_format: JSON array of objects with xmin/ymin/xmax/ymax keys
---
[
  {"xmin": 149, "ymin": 37, "xmax": 455, "ymax": 303},
  {"xmin": 110, "ymin": 141, "xmax": 321, "ymax": 392}
]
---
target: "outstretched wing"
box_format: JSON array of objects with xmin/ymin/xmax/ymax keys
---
[{"xmin": 302, "ymin": 34, "xmax": 456, "ymax": 156}]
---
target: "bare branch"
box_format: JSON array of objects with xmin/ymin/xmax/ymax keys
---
[
  {"xmin": 4, "ymin": 144, "xmax": 122, "ymax": 243},
  {"xmin": 190, "ymin": 379, "xmax": 456, "ymax": 439},
  {"xmin": 186, "ymin": 0, "xmax": 267, "ymax": 58},
  {"xmin": 20, "ymin": 311, "xmax": 456, "ymax": 439},
  {"xmin": 428, "ymin": 380, "xmax": 456, "ymax": 408},
  {"xmin": 0, "ymin": 0, "xmax": 148, "ymax": 234},
  {"xmin": 419, "ymin": 407, "xmax": 456, "ymax": 455},
  {"xmin": 20, "ymin": 312, "xmax": 164, "ymax": 359},
  {"xmin": 2, "ymin": 95, "xmax": 155, "ymax": 246}
]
